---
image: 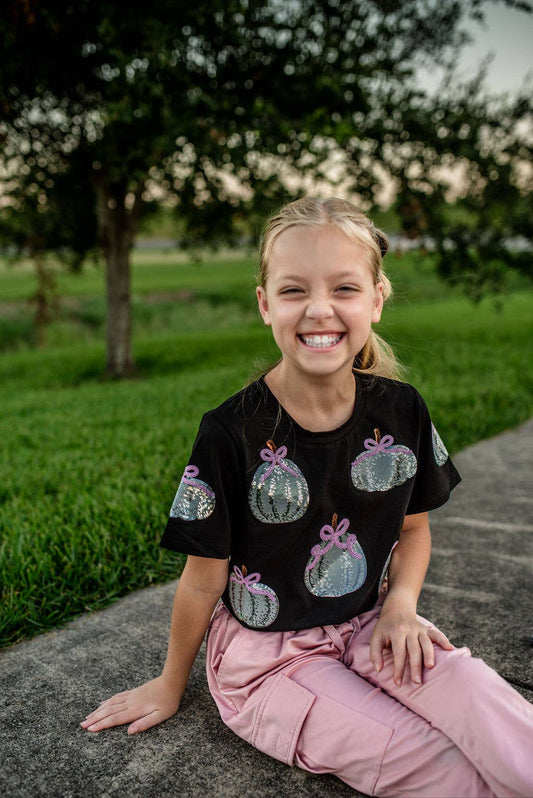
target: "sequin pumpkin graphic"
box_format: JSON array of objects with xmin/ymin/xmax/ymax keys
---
[
  {"xmin": 169, "ymin": 465, "xmax": 216, "ymax": 520},
  {"xmin": 228, "ymin": 565, "xmax": 280, "ymax": 628},
  {"xmin": 351, "ymin": 428, "xmax": 417, "ymax": 492},
  {"xmin": 304, "ymin": 514, "xmax": 367, "ymax": 598},
  {"xmin": 431, "ymin": 423, "xmax": 449, "ymax": 466},
  {"xmin": 249, "ymin": 439, "xmax": 309, "ymax": 523},
  {"xmin": 378, "ymin": 540, "xmax": 398, "ymax": 596}
]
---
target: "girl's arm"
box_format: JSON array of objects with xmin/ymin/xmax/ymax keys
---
[
  {"xmin": 81, "ymin": 554, "xmax": 229, "ymax": 735},
  {"xmin": 368, "ymin": 511, "xmax": 453, "ymax": 687}
]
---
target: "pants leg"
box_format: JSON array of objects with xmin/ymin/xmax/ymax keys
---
[
  {"xmin": 206, "ymin": 606, "xmax": 504, "ymax": 797},
  {"xmin": 290, "ymin": 657, "xmax": 494, "ymax": 798},
  {"xmin": 343, "ymin": 607, "xmax": 533, "ymax": 798}
]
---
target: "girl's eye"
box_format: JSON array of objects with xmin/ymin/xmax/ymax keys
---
[
  {"xmin": 336, "ymin": 285, "xmax": 358, "ymax": 293},
  {"xmin": 280, "ymin": 287, "xmax": 305, "ymax": 295}
]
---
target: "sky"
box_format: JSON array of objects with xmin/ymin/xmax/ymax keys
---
[{"xmin": 419, "ymin": 2, "xmax": 533, "ymax": 94}]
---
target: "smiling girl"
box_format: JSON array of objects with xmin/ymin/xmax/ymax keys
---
[{"xmin": 82, "ymin": 197, "xmax": 533, "ymax": 797}]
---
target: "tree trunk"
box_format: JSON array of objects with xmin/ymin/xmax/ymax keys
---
[
  {"xmin": 31, "ymin": 249, "xmax": 59, "ymax": 348},
  {"xmin": 104, "ymin": 237, "xmax": 134, "ymax": 377},
  {"xmin": 93, "ymin": 176, "xmax": 142, "ymax": 378}
]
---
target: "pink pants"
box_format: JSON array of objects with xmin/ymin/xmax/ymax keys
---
[{"xmin": 206, "ymin": 603, "xmax": 533, "ymax": 798}]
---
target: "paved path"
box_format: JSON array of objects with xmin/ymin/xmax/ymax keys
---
[{"xmin": 1, "ymin": 420, "xmax": 532, "ymax": 798}]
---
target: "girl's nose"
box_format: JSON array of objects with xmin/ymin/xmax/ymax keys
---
[{"xmin": 305, "ymin": 295, "xmax": 335, "ymax": 320}]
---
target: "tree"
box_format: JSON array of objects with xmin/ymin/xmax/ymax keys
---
[
  {"xmin": 0, "ymin": 154, "xmax": 97, "ymax": 342},
  {"xmin": 392, "ymin": 80, "xmax": 532, "ymax": 299},
  {"xmin": 1, "ymin": 0, "xmax": 530, "ymax": 375}
]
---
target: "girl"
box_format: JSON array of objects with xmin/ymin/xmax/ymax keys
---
[{"xmin": 81, "ymin": 198, "xmax": 533, "ymax": 797}]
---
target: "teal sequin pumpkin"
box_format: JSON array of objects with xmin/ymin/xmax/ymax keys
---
[
  {"xmin": 229, "ymin": 565, "xmax": 279, "ymax": 628},
  {"xmin": 169, "ymin": 465, "xmax": 215, "ymax": 520},
  {"xmin": 249, "ymin": 440, "xmax": 309, "ymax": 523},
  {"xmin": 351, "ymin": 428, "xmax": 417, "ymax": 492},
  {"xmin": 431, "ymin": 423, "xmax": 449, "ymax": 466},
  {"xmin": 304, "ymin": 514, "xmax": 367, "ymax": 598}
]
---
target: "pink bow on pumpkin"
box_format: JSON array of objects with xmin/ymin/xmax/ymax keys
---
[
  {"xmin": 257, "ymin": 445, "xmax": 299, "ymax": 485},
  {"xmin": 363, "ymin": 434, "xmax": 395, "ymax": 452},
  {"xmin": 306, "ymin": 517, "xmax": 362, "ymax": 572},
  {"xmin": 229, "ymin": 566, "xmax": 273, "ymax": 598},
  {"xmin": 181, "ymin": 465, "xmax": 215, "ymax": 498}
]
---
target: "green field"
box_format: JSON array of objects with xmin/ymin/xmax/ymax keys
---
[{"xmin": 1, "ymin": 249, "xmax": 532, "ymax": 648}]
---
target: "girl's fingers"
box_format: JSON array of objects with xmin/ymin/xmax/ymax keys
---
[
  {"xmin": 83, "ymin": 709, "xmax": 129, "ymax": 731},
  {"xmin": 81, "ymin": 698, "xmax": 129, "ymax": 728},
  {"xmin": 390, "ymin": 638, "xmax": 407, "ymax": 686},
  {"xmin": 369, "ymin": 636, "xmax": 386, "ymax": 673},
  {"xmin": 82, "ymin": 693, "xmax": 127, "ymax": 723},
  {"xmin": 82, "ymin": 690, "xmax": 136, "ymax": 725},
  {"xmin": 419, "ymin": 633, "xmax": 436, "ymax": 671},
  {"xmin": 98, "ymin": 690, "xmax": 131, "ymax": 707},
  {"xmin": 406, "ymin": 635, "xmax": 423, "ymax": 684},
  {"xmin": 127, "ymin": 711, "xmax": 160, "ymax": 735},
  {"xmin": 427, "ymin": 626, "xmax": 454, "ymax": 650},
  {"xmin": 81, "ymin": 677, "xmax": 181, "ymax": 734},
  {"xmin": 370, "ymin": 619, "xmax": 454, "ymax": 689},
  {"xmin": 83, "ymin": 706, "xmax": 132, "ymax": 732},
  {"xmin": 411, "ymin": 628, "xmax": 454, "ymax": 683}
]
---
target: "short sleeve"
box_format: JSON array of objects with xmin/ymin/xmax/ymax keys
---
[
  {"xmin": 160, "ymin": 413, "xmax": 244, "ymax": 559},
  {"xmin": 406, "ymin": 391, "xmax": 461, "ymax": 515}
]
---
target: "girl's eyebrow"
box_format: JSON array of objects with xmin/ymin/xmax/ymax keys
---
[
  {"xmin": 332, "ymin": 270, "xmax": 362, "ymax": 281},
  {"xmin": 275, "ymin": 269, "xmax": 361, "ymax": 283}
]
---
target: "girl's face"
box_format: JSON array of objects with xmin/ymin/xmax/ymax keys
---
[{"xmin": 257, "ymin": 224, "xmax": 384, "ymax": 382}]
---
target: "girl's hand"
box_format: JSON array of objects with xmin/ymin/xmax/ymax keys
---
[
  {"xmin": 369, "ymin": 607, "xmax": 453, "ymax": 687},
  {"xmin": 80, "ymin": 675, "xmax": 182, "ymax": 735}
]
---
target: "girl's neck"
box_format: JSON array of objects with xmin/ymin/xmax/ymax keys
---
[{"xmin": 264, "ymin": 363, "xmax": 356, "ymax": 433}]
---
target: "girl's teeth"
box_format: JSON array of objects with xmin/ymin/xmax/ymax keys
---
[{"xmin": 301, "ymin": 334, "xmax": 342, "ymax": 347}]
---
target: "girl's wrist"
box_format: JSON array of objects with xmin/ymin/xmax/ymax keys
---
[
  {"xmin": 381, "ymin": 585, "xmax": 419, "ymax": 615},
  {"xmin": 160, "ymin": 667, "xmax": 189, "ymax": 694}
]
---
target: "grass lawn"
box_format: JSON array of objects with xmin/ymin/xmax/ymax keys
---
[{"xmin": 1, "ymin": 249, "xmax": 531, "ymax": 648}]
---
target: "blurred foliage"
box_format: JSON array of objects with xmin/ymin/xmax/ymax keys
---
[
  {"xmin": 0, "ymin": 158, "xmax": 98, "ymax": 340},
  {"xmin": 392, "ymin": 80, "xmax": 532, "ymax": 300},
  {"xmin": 0, "ymin": 0, "xmax": 531, "ymax": 372}
]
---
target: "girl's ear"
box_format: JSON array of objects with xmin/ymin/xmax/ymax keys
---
[
  {"xmin": 372, "ymin": 282, "xmax": 384, "ymax": 324},
  {"xmin": 256, "ymin": 286, "xmax": 271, "ymax": 326}
]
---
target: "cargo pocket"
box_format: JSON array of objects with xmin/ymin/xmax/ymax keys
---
[
  {"xmin": 216, "ymin": 626, "xmax": 248, "ymax": 686},
  {"xmin": 251, "ymin": 673, "xmax": 315, "ymax": 766}
]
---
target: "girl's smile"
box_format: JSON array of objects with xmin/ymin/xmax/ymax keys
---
[{"xmin": 298, "ymin": 332, "xmax": 345, "ymax": 349}]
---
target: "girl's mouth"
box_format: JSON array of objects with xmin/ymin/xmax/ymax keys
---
[{"xmin": 298, "ymin": 333, "xmax": 345, "ymax": 348}]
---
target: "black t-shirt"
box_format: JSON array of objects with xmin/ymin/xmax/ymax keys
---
[{"xmin": 160, "ymin": 374, "xmax": 460, "ymax": 631}]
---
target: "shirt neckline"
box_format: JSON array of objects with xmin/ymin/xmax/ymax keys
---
[{"xmin": 259, "ymin": 373, "xmax": 369, "ymax": 444}]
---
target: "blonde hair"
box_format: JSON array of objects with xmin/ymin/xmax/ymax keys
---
[{"xmin": 258, "ymin": 197, "xmax": 401, "ymax": 380}]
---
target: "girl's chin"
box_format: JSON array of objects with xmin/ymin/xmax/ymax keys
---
[{"xmin": 288, "ymin": 356, "xmax": 357, "ymax": 380}]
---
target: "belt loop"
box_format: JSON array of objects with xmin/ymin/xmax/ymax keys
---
[
  {"xmin": 345, "ymin": 615, "xmax": 361, "ymax": 654},
  {"xmin": 323, "ymin": 623, "xmax": 347, "ymax": 654}
]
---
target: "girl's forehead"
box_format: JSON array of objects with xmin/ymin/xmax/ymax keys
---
[{"xmin": 268, "ymin": 224, "xmax": 372, "ymax": 275}]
